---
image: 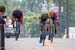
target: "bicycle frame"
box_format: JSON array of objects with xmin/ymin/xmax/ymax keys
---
[{"xmin": 15, "ymin": 19, "xmax": 20, "ymax": 40}]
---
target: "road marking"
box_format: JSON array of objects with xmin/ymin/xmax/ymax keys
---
[{"xmin": 45, "ymin": 39, "xmax": 54, "ymax": 50}]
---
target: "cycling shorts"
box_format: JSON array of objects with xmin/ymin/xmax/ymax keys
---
[
  {"xmin": 12, "ymin": 16, "xmax": 22, "ymax": 23},
  {"xmin": 51, "ymin": 16, "xmax": 57, "ymax": 24}
]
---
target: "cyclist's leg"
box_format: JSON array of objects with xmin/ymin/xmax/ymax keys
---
[
  {"xmin": 15, "ymin": 19, "xmax": 21, "ymax": 39},
  {"xmin": 54, "ymin": 19, "xmax": 59, "ymax": 34},
  {"xmin": 51, "ymin": 17, "xmax": 56, "ymax": 33},
  {"xmin": 54, "ymin": 18, "xmax": 59, "ymax": 34},
  {"xmin": 12, "ymin": 16, "xmax": 16, "ymax": 28},
  {"xmin": 50, "ymin": 17, "xmax": 57, "ymax": 35},
  {"xmin": 54, "ymin": 22, "xmax": 57, "ymax": 34},
  {"xmin": 39, "ymin": 22, "xmax": 46, "ymax": 43},
  {"xmin": 46, "ymin": 19, "xmax": 51, "ymax": 40},
  {"xmin": 47, "ymin": 24, "xmax": 51, "ymax": 40},
  {"xmin": 55, "ymin": 19, "xmax": 59, "ymax": 26},
  {"xmin": 18, "ymin": 19, "xmax": 22, "ymax": 34},
  {"xmin": 39, "ymin": 23, "xmax": 43, "ymax": 43},
  {"xmin": 43, "ymin": 23, "xmax": 46, "ymax": 39}
]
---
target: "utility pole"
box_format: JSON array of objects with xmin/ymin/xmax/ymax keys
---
[
  {"xmin": 66, "ymin": 0, "xmax": 69, "ymax": 38},
  {"xmin": 58, "ymin": 0, "xmax": 61, "ymax": 38}
]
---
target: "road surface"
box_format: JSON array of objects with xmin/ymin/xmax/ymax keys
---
[{"xmin": 5, "ymin": 38, "xmax": 75, "ymax": 50}]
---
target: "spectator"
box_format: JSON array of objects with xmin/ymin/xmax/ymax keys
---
[
  {"xmin": 4, "ymin": 17, "xmax": 12, "ymax": 27},
  {"xmin": 0, "ymin": 5, "xmax": 6, "ymax": 50},
  {"xmin": 0, "ymin": 6, "xmax": 6, "ymax": 24}
]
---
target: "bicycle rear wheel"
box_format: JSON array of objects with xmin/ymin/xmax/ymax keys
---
[
  {"xmin": 50, "ymin": 24, "xmax": 54, "ymax": 43},
  {"xmin": 16, "ymin": 33, "xmax": 19, "ymax": 40},
  {"xmin": 15, "ymin": 20, "xmax": 20, "ymax": 40}
]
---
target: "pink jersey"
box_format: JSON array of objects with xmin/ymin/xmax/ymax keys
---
[{"xmin": 51, "ymin": 12, "xmax": 59, "ymax": 19}]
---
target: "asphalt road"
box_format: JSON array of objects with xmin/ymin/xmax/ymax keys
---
[{"xmin": 5, "ymin": 38, "xmax": 75, "ymax": 50}]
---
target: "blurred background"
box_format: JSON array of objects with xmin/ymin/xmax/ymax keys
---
[{"xmin": 0, "ymin": 0, "xmax": 75, "ymax": 38}]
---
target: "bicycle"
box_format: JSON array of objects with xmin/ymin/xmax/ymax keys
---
[
  {"xmin": 40, "ymin": 23, "xmax": 46, "ymax": 46},
  {"xmin": 14, "ymin": 19, "xmax": 20, "ymax": 40}
]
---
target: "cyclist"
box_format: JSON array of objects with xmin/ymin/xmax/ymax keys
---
[
  {"xmin": 39, "ymin": 13, "xmax": 50, "ymax": 43},
  {"xmin": 12, "ymin": 10, "xmax": 23, "ymax": 39},
  {"xmin": 49, "ymin": 10, "xmax": 59, "ymax": 34},
  {"xmin": 12, "ymin": 10, "xmax": 23, "ymax": 29},
  {"xmin": 0, "ymin": 6, "xmax": 6, "ymax": 49}
]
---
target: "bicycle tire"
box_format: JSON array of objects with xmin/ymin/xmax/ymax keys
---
[
  {"xmin": 16, "ymin": 33, "xmax": 19, "ymax": 40},
  {"xmin": 42, "ymin": 34, "xmax": 45, "ymax": 46},
  {"xmin": 15, "ymin": 29, "xmax": 20, "ymax": 40},
  {"xmin": 50, "ymin": 23, "xmax": 54, "ymax": 43},
  {"xmin": 43, "ymin": 39, "xmax": 45, "ymax": 46},
  {"xmin": 51, "ymin": 31, "xmax": 53, "ymax": 43},
  {"xmin": 15, "ymin": 19, "xmax": 20, "ymax": 40},
  {"xmin": 42, "ymin": 25, "xmax": 46, "ymax": 46}
]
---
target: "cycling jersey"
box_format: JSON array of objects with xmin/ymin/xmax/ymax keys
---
[
  {"xmin": 12, "ymin": 10, "xmax": 23, "ymax": 23},
  {"xmin": 51, "ymin": 12, "xmax": 59, "ymax": 19},
  {"xmin": 51, "ymin": 12, "xmax": 59, "ymax": 23},
  {"xmin": 40, "ymin": 13, "xmax": 49, "ymax": 22}
]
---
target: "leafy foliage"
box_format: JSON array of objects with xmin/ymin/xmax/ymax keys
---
[{"xmin": 0, "ymin": 0, "xmax": 75, "ymax": 37}]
